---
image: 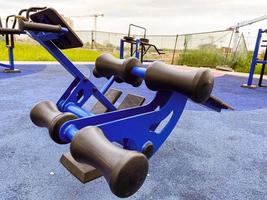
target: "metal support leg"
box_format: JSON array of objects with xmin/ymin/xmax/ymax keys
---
[
  {"xmin": 242, "ymin": 29, "xmax": 263, "ymax": 88},
  {"xmin": 2, "ymin": 34, "xmax": 21, "ymax": 73},
  {"xmin": 259, "ymin": 47, "xmax": 267, "ymax": 87}
]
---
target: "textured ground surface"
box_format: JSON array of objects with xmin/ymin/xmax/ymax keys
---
[{"xmin": 0, "ymin": 64, "xmax": 267, "ymax": 200}]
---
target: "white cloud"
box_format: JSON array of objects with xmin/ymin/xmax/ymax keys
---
[{"xmin": 0, "ymin": 0, "xmax": 267, "ymax": 36}]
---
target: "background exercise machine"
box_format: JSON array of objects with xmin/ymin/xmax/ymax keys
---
[
  {"xmin": 242, "ymin": 29, "xmax": 267, "ymax": 88},
  {"xmin": 0, "ymin": 15, "xmax": 22, "ymax": 72},
  {"xmin": 120, "ymin": 24, "xmax": 165, "ymax": 62}
]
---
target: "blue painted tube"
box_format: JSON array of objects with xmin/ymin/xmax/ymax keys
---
[
  {"xmin": 247, "ymin": 29, "xmax": 263, "ymax": 86},
  {"xmin": 135, "ymin": 39, "xmax": 140, "ymax": 59},
  {"xmin": 8, "ymin": 47, "xmax": 14, "ymax": 69},
  {"xmin": 65, "ymin": 103, "xmax": 94, "ymax": 118},
  {"xmin": 60, "ymin": 124, "xmax": 79, "ymax": 143},
  {"xmin": 100, "ymin": 76, "xmax": 115, "ymax": 94},
  {"xmin": 131, "ymin": 66, "xmax": 146, "ymax": 79}
]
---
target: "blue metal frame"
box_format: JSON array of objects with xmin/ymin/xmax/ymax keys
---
[
  {"xmin": 135, "ymin": 38, "xmax": 140, "ymax": 59},
  {"xmin": 0, "ymin": 32, "xmax": 26, "ymax": 72},
  {"xmin": 60, "ymin": 91, "xmax": 187, "ymax": 156},
  {"xmin": 25, "ymin": 26, "xmax": 190, "ymax": 157},
  {"xmin": 120, "ymin": 39, "xmax": 124, "ymax": 59},
  {"xmin": 120, "ymin": 38, "xmax": 141, "ymax": 60},
  {"xmin": 27, "ymin": 29, "xmax": 117, "ymax": 117},
  {"xmin": 0, "ymin": 39, "xmax": 15, "ymax": 71},
  {"xmin": 245, "ymin": 29, "xmax": 266, "ymax": 86}
]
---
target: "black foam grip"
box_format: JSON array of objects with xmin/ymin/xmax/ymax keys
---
[
  {"xmin": 19, "ymin": 19, "xmax": 62, "ymax": 33},
  {"xmin": 145, "ymin": 62, "xmax": 214, "ymax": 103},
  {"xmin": 94, "ymin": 54, "xmax": 143, "ymax": 87},
  {"xmin": 30, "ymin": 101, "xmax": 76, "ymax": 144},
  {"xmin": 70, "ymin": 126, "xmax": 149, "ymax": 198}
]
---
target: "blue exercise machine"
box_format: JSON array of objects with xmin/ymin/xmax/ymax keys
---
[
  {"xmin": 120, "ymin": 24, "xmax": 165, "ymax": 62},
  {"xmin": 14, "ymin": 7, "xmax": 232, "ymax": 198},
  {"xmin": 0, "ymin": 14, "xmax": 23, "ymax": 72},
  {"xmin": 242, "ymin": 28, "xmax": 267, "ymax": 88}
]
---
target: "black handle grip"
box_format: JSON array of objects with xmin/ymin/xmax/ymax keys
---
[
  {"xmin": 70, "ymin": 126, "xmax": 148, "ymax": 198},
  {"xmin": 18, "ymin": 19, "xmax": 62, "ymax": 33},
  {"xmin": 26, "ymin": 7, "xmax": 47, "ymax": 20},
  {"xmin": 145, "ymin": 62, "xmax": 214, "ymax": 103},
  {"xmin": 18, "ymin": 7, "xmax": 47, "ymax": 19},
  {"xmin": 128, "ymin": 24, "xmax": 146, "ymax": 38},
  {"xmin": 30, "ymin": 101, "xmax": 76, "ymax": 144},
  {"xmin": 94, "ymin": 54, "xmax": 143, "ymax": 87},
  {"xmin": 6, "ymin": 15, "xmax": 17, "ymax": 29},
  {"xmin": 18, "ymin": 9, "xmax": 28, "ymax": 17}
]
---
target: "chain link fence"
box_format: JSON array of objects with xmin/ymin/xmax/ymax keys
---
[
  {"xmin": 172, "ymin": 30, "xmax": 248, "ymax": 69},
  {"xmin": 75, "ymin": 30, "xmax": 248, "ymax": 69},
  {"xmin": 3, "ymin": 28, "xmax": 249, "ymax": 70},
  {"xmin": 75, "ymin": 30, "xmax": 177, "ymax": 63}
]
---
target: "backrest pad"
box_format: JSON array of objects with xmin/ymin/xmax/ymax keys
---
[{"xmin": 30, "ymin": 8, "xmax": 83, "ymax": 49}]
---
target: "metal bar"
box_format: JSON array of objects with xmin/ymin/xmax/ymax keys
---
[
  {"xmin": 8, "ymin": 46, "xmax": 14, "ymax": 69},
  {"xmin": 60, "ymin": 124, "xmax": 79, "ymax": 143},
  {"xmin": 28, "ymin": 31, "xmax": 86, "ymax": 80},
  {"xmin": 0, "ymin": 63, "xmax": 13, "ymax": 68},
  {"xmin": 131, "ymin": 67, "xmax": 146, "ymax": 78},
  {"xmin": 119, "ymin": 39, "xmax": 124, "ymax": 59},
  {"xmin": 171, "ymin": 34, "xmax": 179, "ymax": 65},
  {"xmin": 225, "ymin": 30, "xmax": 235, "ymax": 59},
  {"xmin": 141, "ymin": 43, "xmax": 144, "ymax": 63},
  {"xmin": 128, "ymin": 24, "xmax": 147, "ymax": 38},
  {"xmin": 65, "ymin": 103, "xmax": 94, "ymax": 118},
  {"xmin": 247, "ymin": 29, "xmax": 263, "ymax": 86},
  {"xmin": 256, "ymin": 60, "xmax": 267, "ymax": 64},
  {"xmin": 5, "ymin": 15, "xmax": 17, "ymax": 29},
  {"xmin": 135, "ymin": 39, "xmax": 140, "ymax": 59},
  {"xmin": 100, "ymin": 76, "xmax": 115, "ymax": 94}
]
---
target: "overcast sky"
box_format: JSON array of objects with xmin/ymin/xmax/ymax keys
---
[{"xmin": 1, "ymin": 0, "xmax": 267, "ymax": 37}]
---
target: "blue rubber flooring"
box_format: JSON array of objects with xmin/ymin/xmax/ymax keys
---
[
  {"xmin": 0, "ymin": 64, "xmax": 267, "ymax": 200},
  {"xmin": 0, "ymin": 64, "xmax": 47, "ymax": 80}
]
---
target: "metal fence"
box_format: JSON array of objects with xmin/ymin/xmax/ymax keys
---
[
  {"xmin": 172, "ymin": 30, "xmax": 248, "ymax": 68},
  {"xmin": 75, "ymin": 30, "xmax": 248, "ymax": 68},
  {"xmin": 76, "ymin": 30, "xmax": 178, "ymax": 63},
  {"xmin": 3, "ymin": 28, "xmax": 249, "ymax": 69}
]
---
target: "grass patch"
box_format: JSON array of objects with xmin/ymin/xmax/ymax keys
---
[
  {"xmin": 177, "ymin": 49, "xmax": 226, "ymax": 68},
  {"xmin": 176, "ymin": 48, "xmax": 266, "ymax": 74},
  {"xmin": 0, "ymin": 41, "xmax": 101, "ymax": 61}
]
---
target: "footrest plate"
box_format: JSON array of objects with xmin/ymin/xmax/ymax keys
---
[
  {"xmin": 91, "ymin": 88, "xmax": 122, "ymax": 114},
  {"xmin": 118, "ymin": 94, "xmax": 145, "ymax": 109},
  {"xmin": 241, "ymin": 84, "xmax": 257, "ymax": 89},
  {"xmin": 60, "ymin": 153, "xmax": 102, "ymax": 183},
  {"xmin": 3, "ymin": 68, "xmax": 21, "ymax": 73}
]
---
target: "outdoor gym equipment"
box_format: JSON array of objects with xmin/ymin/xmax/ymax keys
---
[
  {"xmin": 120, "ymin": 24, "xmax": 165, "ymax": 62},
  {"xmin": 31, "ymin": 53, "xmax": 214, "ymax": 198},
  {"xmin": 0, "ymin": 14, "xmax": 23, "ymax": 72},
  {"xmin": 0, "ymin": 7, "xmax": 47, "ymax": 73},
  {"xmin": 15, "ymin": 7, "xmax": 232, "ymax": 198},
  {"xmin": 242, "ymin": 29, "xmax": 267, "ymax": 88}
]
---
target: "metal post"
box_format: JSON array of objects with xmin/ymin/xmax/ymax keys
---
[
  {"xmin": 171, "ymin": 34, "xmax": 179, "ymax": 65},
  {"xmin": 120, "ymin": 39, "xmax": 124, "ymax": 59},
  {"xmin": 135, "ymin": 39, "xmax": 140, "ymax": 59},
  {"xmin": 91, "ymin": 31, "xmax": 94, "ymax": 49},
  {"xmin": 258, "ymin": 45, "xmax": 267, "ymax": 86},
  {"xmin": 8, "ymin": 46, "xmax": 14, "ymax": 69},
  {"xmin": 243, "ymin": 29, "xmax": 263, "ymax": 88},
  {"xmin": 225, "ymin": 30, "xmax": 235, "ymax": 59}
]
